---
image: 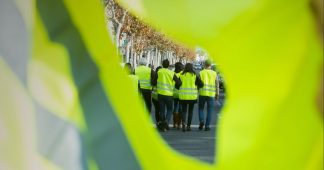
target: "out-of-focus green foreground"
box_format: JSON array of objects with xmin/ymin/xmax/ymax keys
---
[{"xmin": 0, "ymin": 0, "xmax": 322, "ymax": 170}]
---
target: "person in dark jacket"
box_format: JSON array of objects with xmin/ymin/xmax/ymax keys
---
[{"xmin": 173, "ymin": 62, "xmax": 183, "ymax": 129}]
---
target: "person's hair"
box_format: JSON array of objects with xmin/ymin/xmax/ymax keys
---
[
  {"xmin": 182, "ymin": 63, "xmax": 195, "ymax": 75},
  {"xmin": 174, "ymin": 62, "xmax": 183, "ymax": 73},
  {"xmin": 139, "ymin": 58, "xmax": 147, "ymax": 66},
  {"xmin": 124, "ymin": 63, "xmax": 132, "ymax": 74},
  {"xmin": 204, "ymin": 59, "xmax": 212, "ymax": 68},
  {"xmin": 162, "ymin": 59, "xmax": 170, "ymax": 68}
]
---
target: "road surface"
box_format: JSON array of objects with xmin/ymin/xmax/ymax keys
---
[{"xmin": 151, "ymin": 90, "xmax": 225, "ymax": 163}]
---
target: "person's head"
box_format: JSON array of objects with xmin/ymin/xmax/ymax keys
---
[
  {"xmin": 204, "ymin": 59, "xmax": 212, "ymax": 68},
  {"xmin": 139, "ymin": 58, "xmax": 147, "ymax": 66},
  {"xmin": 124, "ymin": 63, "xmax": 132, "ymax": 74},
  {"xmin": 182, "ymin": 63, "xmax": 195, "ymax": 75},
  {"xmin": 174, "ymin": 62, "xmax": 183, "ymax": 73},
  {"xmin": 162, "ymin": 59, "xmax": 170, "ymax": 68}
]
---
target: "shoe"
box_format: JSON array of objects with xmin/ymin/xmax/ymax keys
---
[
  {"xmin": 186, "ymin": 126, "xmax": 191, "ymax": 131},
  {"xmin": 199, "ymin": 122, "xmax": 204, "ymax": 130},
  {"xmin": 205, "ymin": 127, "xmax": 210, "ymax": 131},
  {"xmin": 172, "ymin": 112, "xmax": 177, "ymax": 128},
  {"xmin": 157, "ymin": 122, "xmax": 163, "ymax": 131},
  {"xmin": 164, "ymin": 122, "xmax": 170, "ymax": 131},
  {"xmin": 182, "ymin": 124, "xmax": 186, "ymax": 132}
]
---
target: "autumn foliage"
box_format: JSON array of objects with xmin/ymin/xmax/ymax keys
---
[{"xmin": 105, "ymin": 0, "xmax": 196, "ymax": 63}]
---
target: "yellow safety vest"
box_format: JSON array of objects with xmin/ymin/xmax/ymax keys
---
[
  {"xmin": 128, "ymin": 74, "xmax": 139, "ymax": 92},
  {"xmin": 173, "ymin": 72, "xmax": 181, "ymax": 98},
  {"xmin": 3, "ymin": 0, "xmax": 322, "ymax": 169},
  {"xmin": 199, "ymin": 69, "xmax": 217, "ymax": 97},
  {"xmin": 157, "ymin": 68, "xmax": 174, "ymax": 96},
  {"xmin": 179, "ymin": 73, "xmax": 198, "ymax": 100},
  {"xmin": 135, "ymin": 65, "xmax": 152, "ymax": 90}
]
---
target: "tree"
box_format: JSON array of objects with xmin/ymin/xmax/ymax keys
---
[{"xmin": 105, "ymin": 0, "xmax": 196, "ymax": 66}]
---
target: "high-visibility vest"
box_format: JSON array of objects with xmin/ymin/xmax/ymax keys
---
[
  {"xmin": 2, "ymin": 0, "xmax": 323, "ymax": 169},
  {"xmin": 173, "ymin": 72, "xmax": 181, "ymax": 98},
  {"xmin": 128, "ymin": 74, "xmax": 139, "ymax": 92},
  {"xmin": 135, "ymin": 65, "xmax": 152, "ymax": 90},
  {"xmin": 157, "ymin": 68, "xmax": 174, "ymax": 96},
  {"xmin": 179, "ymin": 73, "xmax": 198, "ymax": 100},
  {"xmin": 199, "ymin": 69, "xmax": 217, "ymax": 97}
]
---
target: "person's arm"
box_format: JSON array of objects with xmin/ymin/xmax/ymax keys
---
[
  {"xmin": 215, "ymin": 74, "xmax": 220, "ymax": 99},
  {"xmin": 195, "ymin": 75, "xmax": 204, "ymax": 89},
  {"xmin": 151, "ymin": 69, "xmax": 157, "ymax": 86},
  {"xmin": 173, "ymin": 75, "xmax": 181, "ymax": 89}
]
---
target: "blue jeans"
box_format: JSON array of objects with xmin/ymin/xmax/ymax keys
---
[
  {"xmin": 198, "ymin": 96, "xmax": 214, "ymax": 127},
  {"xmin": 158, "ymin": 94, "xmax": 173, "ymax": 124}
]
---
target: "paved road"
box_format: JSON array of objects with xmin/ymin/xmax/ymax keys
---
[{"xmin": 151, "ymin": 90, "xmax": 225, "ymax": 163}]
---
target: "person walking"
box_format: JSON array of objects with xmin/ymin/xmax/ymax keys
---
[
  {"xmin": 153, "ymin": 59, "xmax": 181, "ymax": 131},
  {"xmin": 135, "ymin": 58, "xmax": 155, "ymax": 113},
  {"xmin": 173, "ymin": 62, "xmax": 183, "ymax": 129},
  {"xmin": 152, "ymin": 66, "xmax": 162, "ymax": 127},
  {"xmin": 198, "ymin": 60, "xmax": 219, "ymax": 131},
  {"xmin": 179, "ymin": 63, "xmax": 203, "ymax": 132}
]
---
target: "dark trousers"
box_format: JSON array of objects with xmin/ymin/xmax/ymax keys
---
[
  {"xmin": 152, "ymin": 99, "xmax": 160, "ymax": 123},
  {"xmin": 173, "ymin": 98, "xmax": 181, "ymax": 113},
  {"xmin": 158, "ymin": 94, "xmax": 173, "ymax": 124},
  {"xmin": 181, "ymin": 103, "xmax": 195, "ymax": 126},
  {"xmin": 140, "ymin": 89, "xmax": 152, "ymax": 113}
]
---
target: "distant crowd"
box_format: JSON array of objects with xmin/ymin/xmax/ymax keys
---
[{"xmin": 124, "ymin": 58, "xmax": 220, "ymax": 132}]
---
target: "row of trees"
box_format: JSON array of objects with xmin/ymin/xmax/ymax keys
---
[{"xmin": 104, "ymin": 0, "xmax": 196, "ymax": 68}]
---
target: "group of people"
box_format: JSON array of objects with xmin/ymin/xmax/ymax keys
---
[{"xmin": 124, "ymin": 58, "xmax": 219, "ymax": 132}]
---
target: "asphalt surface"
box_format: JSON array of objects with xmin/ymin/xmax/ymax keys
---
[{"xmin": 151, "ymin": 90, "xmax": 226, "ymax": 164}]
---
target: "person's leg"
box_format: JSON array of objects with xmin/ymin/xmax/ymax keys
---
[
  {"xmin": 158, "ymin": 95, "xmax": 166, "ymax": 130},
  {"xmin": 181, "ymin": 103, "xmax": 188, "ymax": 132},
  {"xmin": 172, "ymin": 98, "xmax": 178, "ymax": 128},
  {"xmin": 187, "ymin": 103, "xmax": 195, "ymax": 130},
  {"xmin": 165, "ymin": 96, "xmax": 173, "ymax": 130},
  {"xmin": 173, "ymin": 98, "xmax": 179, "ymax": 112},
  {"xmin": 175, "ymin": 98, "xmax": 182, "ymax": 128},
  {"xmin": 198, "ymin": 96, "xmax": 206, "ymax": 130},
  {"xmin": 205, "ymin": 97, "xmax": 215, "ymax": 131},
  {"xmin": 143, "ymin": 90, "xmax": 152, "ymax": 113},
  {"xmin": 177, "ymin": 99, "xmax": 182, "ymax": 127},
  {"xmin": 152, "ymin": 99, "xmax": 160, "ymax": 123},
  {"xmin": 147, "ymin": 91, "xmax": 152, "ymax": 113}
]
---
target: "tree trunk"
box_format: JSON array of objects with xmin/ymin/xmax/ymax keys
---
[{"xmin": 115, "ymin": 10, "xmax": 128, "ymax": 57}]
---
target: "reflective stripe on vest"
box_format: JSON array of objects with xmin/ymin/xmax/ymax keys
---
[
  {"xmin": 199, "ymin": 69, "xmax": 217, "ymax": 97},
  {"xmin": 179, "ymin": 73, "xmax": 197, "ymax": 100},
  {"xmin": 135, "ymin": 66, "xmax": 152, "ymax": 90},
  {"xmin": 157, "ymin": 68, "xmax": 174, "ymax": 96}
]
